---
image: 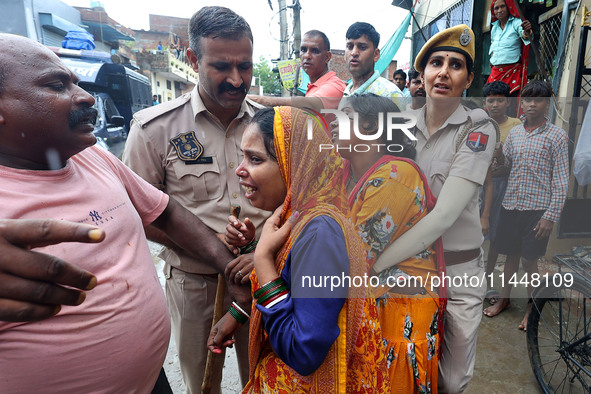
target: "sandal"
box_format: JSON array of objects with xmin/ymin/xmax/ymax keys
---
[{"xmin": 486, "ymin": 289, "xmax": 501, "ymax": 305}]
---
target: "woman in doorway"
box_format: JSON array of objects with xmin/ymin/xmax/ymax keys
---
[{"xmin": 488, "ymin": 0, "xmax": 532, "ymax": 115}]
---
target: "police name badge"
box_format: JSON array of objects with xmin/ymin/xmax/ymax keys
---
[
  {"xmin": 170, "ymin": 131, "xmax": 210, "ymax": 164},
  {"xmin": 460, "ymin": 29, "xmax": 471, "ymax": 46}
]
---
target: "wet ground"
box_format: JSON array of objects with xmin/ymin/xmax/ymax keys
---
[
  {"xmin": 467, "ymin": 255, "xmax": 571, "ymax": 393},
  {"xmin": 467, "ymin": 272, "xmax": 540, "ymax": 393}
]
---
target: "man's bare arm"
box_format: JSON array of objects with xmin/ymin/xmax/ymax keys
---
[
  {"xmin": 144, "ymin": 225, "xmax": 179, "ymax": 250},
  {"xmin": 248, "ymin": 95, "xmax": 324, "ymax": 112},
  {"xmin": 151, "ymin": 198, "xmax": 251, "ymax": 308}
]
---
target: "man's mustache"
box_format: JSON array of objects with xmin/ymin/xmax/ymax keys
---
[
  {"xmin": 219, "ymin": 82, "xmax": 247, "ymax": 94},
  {"xmin": 69, "ymin": 107, "xmax": 98, "ymax": 128},
  {"xmin": 413, "ymin": 89, "xmax": 426, "ymax": 97}
]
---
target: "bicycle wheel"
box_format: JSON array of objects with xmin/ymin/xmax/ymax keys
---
[{"xmin": 528, "ymin": 277, "xmax": 591, "ymax": 393}]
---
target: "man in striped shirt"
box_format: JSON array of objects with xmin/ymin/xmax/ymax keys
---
[{"xmin": 484, "ymin": 81, "xmax": 569, "ymax": 331}]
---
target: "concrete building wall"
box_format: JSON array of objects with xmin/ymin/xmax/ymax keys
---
[
  {"xmin": 152, "ymin": 74, "xmax": 175, "ymax": 103},
  {"xmin": 544, "ymin": 0, "xmax": 591, "ymax": 256},
  {"xmin": 1, "ymin": 0, "xmax": 32, "ymax": 37},
  {"xmin": 151, "ymin": 73, "xmax": 193, "ymax": 102},
  {"xmin": 0, "ymin": 0, "xmax": 83, "ymax": 42},
  {"xmin": 34, "ymin": 0, "xmax": 82, "ymax": 28},
  {"xmin": 385, "ymin": 60, "xmax": 399, "ymax": 82}
]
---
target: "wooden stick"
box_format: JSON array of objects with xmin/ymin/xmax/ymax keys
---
[
  {"xmin": 201, "ymin": 274, "xmax": 226, "ymax": 394},
  {"xmin": 202, "ymin": 204, "xmax": 240, "ymax": 393}
]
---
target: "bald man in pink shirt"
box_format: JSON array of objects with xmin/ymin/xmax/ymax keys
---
[{"xmin": 0, "ymin": 33, "xmax": 251, "ymax": 393}]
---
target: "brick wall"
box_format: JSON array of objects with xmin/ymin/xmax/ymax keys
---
[
  {"xmin": 328, "ymin": 51, "xmax": 400, "ymax": 83},
  {"xmin": 135, "ymin": 51, "xmax": 170, "ymax": 71},
  {"xmin": 133, "ymin": 30, "xmax": 170, "ymax": 51},
  {"xmin": 386, "ymin": 60, "xmax": 399, "ymax": 82},
  {"xmin": 330, "ymin": 49, "xmax": 349, "ymax": 82},
  {"xmin": 149, "ymin": 14, "xmax": 190, "ymax": 48}
]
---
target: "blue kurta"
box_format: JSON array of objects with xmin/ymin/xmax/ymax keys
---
[{"xmin": 257, "ymin": 216, "xmax": 350, "ymax": 376}]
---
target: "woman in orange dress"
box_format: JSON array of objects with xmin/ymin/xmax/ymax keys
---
[{"xmin": 333, "ymin": 94, "xmax": 445, "ymax": 393}]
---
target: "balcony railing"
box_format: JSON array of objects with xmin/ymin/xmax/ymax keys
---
[{"xmin": 136, "ymin": 50, "xmax": 198, "ymax": 84}]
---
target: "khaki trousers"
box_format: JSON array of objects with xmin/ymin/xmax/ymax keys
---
[
  {"xmin": 165, "ymin": 264, "xmax": 250, "ymax": 394},
  {"xmin": 438, "ymin": 255, "xmax": 486, "ymax": 394}
]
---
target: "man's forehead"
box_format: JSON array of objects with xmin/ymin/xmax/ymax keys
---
[
  {"xmin": 201, "ymin": 35, "xmax": 252, "ymax": 49},
  {"xmin": 200, "ymin": 36, "xmax": 253, "ymax": 60},
  {"xmin": 28, "ymin": 53, "xmax": 74, "ymax": 78},
  {"xmin": 1, "ymin": 34, "xmax": 48, "ymax": 57},
  {"xmin": 0, "ymin": 39, "xmax": 70, "ymax": 79},
  {"xmin": 302, "ymin": 35, "xmax": 325, "ymax": 49},
  {"xmin": 347, "ymin": 35, "xmax": 372, "ymax": 45}
]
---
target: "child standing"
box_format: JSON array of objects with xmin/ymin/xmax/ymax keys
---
[
  {"xmin": 480, "ymin": 81, "xmax": 522, "ymax": 306},
  {"xmin": 483, "ymin": 81, "xmax": 569, "ymax": 331}
]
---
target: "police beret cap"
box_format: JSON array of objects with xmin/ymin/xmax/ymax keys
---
[{"xmin": 414, "ymin": 24, "xmax": 475, "ymax": 73}]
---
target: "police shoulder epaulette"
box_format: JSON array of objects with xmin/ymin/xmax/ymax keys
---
[
  {"xmin": 133, "ymin": 93, "xmax": 192, "ymax": 128},
  {"xmin": 244, "ymin": 96, "xmax": 266, "ymax": 110},
  {"xmin": 455, "ymin": 109, "xmax": 501, "ymax": 152}
]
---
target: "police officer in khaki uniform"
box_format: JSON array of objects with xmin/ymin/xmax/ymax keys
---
[
  {"xmin": 123, "ymin": 7, "xmax": 267, "ymax": 394},
  {"xmin": 373, "ymin": 25, "xmax": 498, "ymax": 393}
]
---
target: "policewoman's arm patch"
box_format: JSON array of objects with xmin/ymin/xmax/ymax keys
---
[{"xmin": 466, "ymin": 132, "xmax": 489, "ymax": 152}]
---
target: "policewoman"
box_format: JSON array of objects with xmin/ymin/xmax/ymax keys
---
[{"xmin": 373, "ymin": 25, "xmax": 498, "ymax": 393}]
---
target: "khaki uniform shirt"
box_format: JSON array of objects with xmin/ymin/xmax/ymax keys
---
[
  {"xmin": 123, "ymin": 86, "xmax": 268, "ymax": 274},
  {"xmin": 414, "ymin": 105, "xmax": 497, "ymax": 252}
]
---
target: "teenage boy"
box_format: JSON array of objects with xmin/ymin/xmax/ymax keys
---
[
  {"xmin": 343, "ymin": 22, "xmax": 401, "ymax": 98},
  {"xmin": 480, "ymin": 81, "xmax": 522, "ymax": 306},
  {"xmin": 483, "ymin": 81, "xmax": 569, "ymax": 331}
]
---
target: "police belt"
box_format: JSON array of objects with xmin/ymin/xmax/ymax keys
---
[
  {"xmin": 444, "ymin": 248, "xmax": 481, "ymax": 266},
  {"xmin": 389, "ymin": 282, "xmax": 428, "ymax": 296}
]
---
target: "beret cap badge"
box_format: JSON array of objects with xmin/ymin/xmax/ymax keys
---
[{"xmin": 459, "ymin": 28, "xmax": 471, "ymax": 46}]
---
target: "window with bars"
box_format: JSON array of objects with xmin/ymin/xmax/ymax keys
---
[
  {"xmin": 580, "ymin": 75, "xmax": 591, "ymax": 98},
  {"xmin": 533, "ymin": 12, "xmax": 562, "ymax": 82},
  {"xmin": 412, "ymin": 0, "xmax": 473, "ymax": 61},
  {"xmin": 576, "ymin": 26, "xmax": 591, "ymax": 98}
]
